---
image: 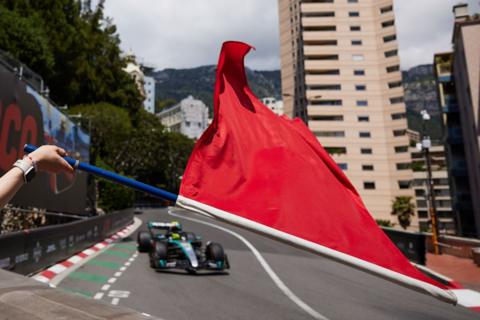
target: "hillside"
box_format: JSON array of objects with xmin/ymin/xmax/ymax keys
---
[
  {"xmin": 153, "ymin": 66, "xmax": 281, "ymax": 113},
  {"xmin": 153, "ymin": 63, "xmax": 443, "ymax": 142},
  {"xmin": 402, "ymin": 64, "xmax": 443, "ymax": 142}
]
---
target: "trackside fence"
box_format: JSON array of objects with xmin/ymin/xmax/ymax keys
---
[
  {"xmin": 0, "ymin": 208, "xmax": 133, "ymax": 275},
  {"xmin": 382, "ymin": 227, "xmax": 426, "ymax": 265}
]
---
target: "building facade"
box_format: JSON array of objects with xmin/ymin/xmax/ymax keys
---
[
  {"xmin": 410, "ymin": 145, "xmax": 455, "ymax": 234},
  {"xmin": 143, "ymin": 75, "xmax": 155, "ymax": 114},
  {"xmin": 433, "ymin": 4, "xmax": 480, "ymax": 237},
  {"xmin": 261, "ymin": 97, "xmax": 284, "ymax": 115},
  {"xmin": 157, "ymin": 95, "xmax": 209, "ymax": 140},
  {"xmin": 278, "ymin": 0, "xmax": 413, "ymax": 222}
]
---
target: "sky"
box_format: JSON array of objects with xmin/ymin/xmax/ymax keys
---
[{"xmin": 103, "ymin": 0, "xmax": 480, "ymax": 71}]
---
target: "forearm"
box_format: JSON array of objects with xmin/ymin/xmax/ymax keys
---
[{"xmin": 0, "ymin": 168, "xmax": 24, "ymax": 208}]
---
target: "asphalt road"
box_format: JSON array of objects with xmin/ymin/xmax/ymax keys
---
[{"xmin": 58, "ymin": 208, "xmax": 478, "ymax": 320}]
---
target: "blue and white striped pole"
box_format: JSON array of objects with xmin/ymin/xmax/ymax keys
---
[{"xmin": 24, "ymin": 144, "xmax": 178, "ymax": 202}]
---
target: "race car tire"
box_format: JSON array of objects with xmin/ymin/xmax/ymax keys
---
[
  {"xmin": 153, "ymin": 241, "xmax": 168, "ymax": 269},
  {"xmin": 206, "ymin": 242, "xmax": 225, "ymax": 262},
  {"xmin": 138, "ymin": 231, "xmax": 152, "ymax": 253}
]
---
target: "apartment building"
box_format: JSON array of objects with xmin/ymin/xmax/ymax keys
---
[
  {"xmin": 278, "ymin": 0, "xmax": 414, "ymax": 222},
  {"xmin": 157, "ymin": 95, "xmax": 209, "ymax": 140},
  {"xmin": 433, "ymin": 4, "xmax": 480, "ymax": 237},
  {"xmin": 410, "ymin": 145, "xmax": 455, "ymax": 234}
]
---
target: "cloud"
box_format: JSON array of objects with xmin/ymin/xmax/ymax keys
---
[
  {"xmin": 395, "ymin": 0, "xmax": 480, "ymax": 69},
  {"xmin": 104, "ymin": 0, "xmax": 480, "ymax": 71},
  {"xmin": 103, "ymin": 0, "xmax": 280, "ymax": 70}
]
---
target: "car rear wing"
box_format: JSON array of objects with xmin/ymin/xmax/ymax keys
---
[{"xmin": 148, "ymin": 222, "xmax": 178, "ymax": 229}]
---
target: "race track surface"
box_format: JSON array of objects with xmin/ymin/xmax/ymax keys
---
[{"xmin": 58, "ymin": 208, "xmax": 478, "ymax": 320}]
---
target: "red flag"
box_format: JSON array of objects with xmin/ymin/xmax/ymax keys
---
[{"xmin": 178, "ymin": 41, "xmax": 456, "ymax": 304}]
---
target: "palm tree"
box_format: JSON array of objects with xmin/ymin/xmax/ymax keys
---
[{"xmin": 391, "ymin": 196, "xmax": 415, "ymax": 230}]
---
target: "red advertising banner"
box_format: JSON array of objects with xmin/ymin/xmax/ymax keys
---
[{"xmin": 0, "ymin": 66, "xmax": 91, "ymax": 214}]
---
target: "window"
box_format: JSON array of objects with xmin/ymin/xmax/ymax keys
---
[
  {"xmin": 396, "ymin": 163, "xmax": 411, "ymax": 170},
  {"xmin": 361, "ymin": 148, "xmax": 372, "ymax": 154},
  {"xmin": 393, "ymin": 129, "xmax": 407, "ymax": 136},
  {"xmin": 352, "ymin": 54, "xmax": 364, "ymax": 61},
  {"xmin": 325, "ymin": 147, "xmax": 347, "ymax": 154},
  {"xmin": 338, "ymin": 163, "xmax": 348, "ymax": 170},
  {"xmin": 359, "ymin": 131, "xmax": 371, "ymax": 138},
  {"xmin": 186, "ymin": 121, "xmax": 190, "ymax": 127},
  {"xmin": 348, "ymin": 0, "xmax": 358, "ymax": 2},
  {"xmin": 394, "ymin": 146, "xmax": 409, "ymax": 153},
  {"xmin": 349, "ymin": 11, "xmax": 360, "ymax": 17},
  {"xmin": 391, "ymin": 112, "xmax": 406, "ymax": 120},
  {"xmin": 306, "ymin": 69, "xmax": 340, "ymax": 75},
  {"xmin": 380, "ymin": 5, "xmax": 393, "ymax": 14},
  {"xmin": 358, "ymin": 116, "xmax": 369, "ymax": 122},
  {"xmin": 357, "ymin": 100, "xmax": 368, "ymax": 106},
  {"xmin": 309, "ymin": 115, "xmax": 344, "ymax": 121},
  {"xmin": 354, "ymin": 69, "xmax": 365, "ymax": 76},
  {"xmin": 304, "ymin": 40, "xmax": 338, "ymax": 46},
  {"xmin": 382, "ymin": 20, "xmax": 395, "ymax": 28},
  {"xmin": 306, "ymin": 54, "xmax": 339, "ymax": 60},
  {"xmin": 388, "ymin": 81, "xmax": 402, "ymax": 89},
  {"xmin": 362, "ymin": 165, "xmax": 374, "ymax": 171},
  {"xmin": 355, "ymin": 85, "xmax": 366, "ymax": 91},
  {"xmin": 350, "ymin": 25, "xmax": 361, "ymax": 31},
  {"xmin": 302, "ymin": 12, "xmax": 335, "ymax": 18},
  {"xmin": 398, "ymin": 180, "xmax": 411, "ymax": 189},
  {"xmin": 383, "ymin": 35, "xmax": 397, "ymax": 43},
  {"xmin": 386, "ymin": 65, "xmax": 400, "ymax": 73},
  {"xmin": 351, "ymin": 40, "xmax": 362, "ymax": 45},
  {"xmin": 303, "ymin": 26, "xmax": 336, "ymax": 32},
  {"xmin": 390, "ymin": 96, "xmax": 404, "ymax": 104},
  {"xmin": 384, "ymin": 49, "xmax": 398, "ymax": 58},
  {"xmin": 418, "ymin": 210, "xmax": 428, "ymax": 218},
  {"xmin": 307, "ymin": 84, "xmax": 341, "ymax": 90},
  {"xmin": 364, "ymin": 182, "xmax": 376, "ymax": 190},
  {"xmin": 310, "ymin": 99, "xmax": 343, "ymax": 106},
  {"xmin": 316, "ymin": 131, "xmax": 345, "ymax": 137}
]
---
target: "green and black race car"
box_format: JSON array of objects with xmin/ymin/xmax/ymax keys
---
[{"xmin": 137, "ymin": 221, "xmax": 230, "ymax": 274}]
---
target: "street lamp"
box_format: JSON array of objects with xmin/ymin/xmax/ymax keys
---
[{"xmin": 417, "ymin": 110, "xmax": 440, "ymax": 255}]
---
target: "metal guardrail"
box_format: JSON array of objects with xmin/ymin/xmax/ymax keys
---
[
  {"xmin": 0, "ymin": 208, "xmax": 133, "ymax": 275},
  {"xmin": 381, "ymin": 227, "xmax": 426, "ymax": 265},
  {"xmin": 0, "ymin": 48, "xmax": 45, "ymax": 95}
]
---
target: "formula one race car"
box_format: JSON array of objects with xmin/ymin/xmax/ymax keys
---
[{"xmin": 137, "ymin": 221, "xmax": 230, "ymax": 273}]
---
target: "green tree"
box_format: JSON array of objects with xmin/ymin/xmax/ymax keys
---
[
  {"xmin": 391, "ymin": 196, "xmax": 416, "ymax": 230},
  {"xmin": 0, "ymin": 0, "xmax": 142, "ymax": 110},
  {"xmin": 375, "ymin": 219, "xmax": 395, "ymax": 228}
]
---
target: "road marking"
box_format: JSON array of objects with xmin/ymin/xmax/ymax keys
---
[
  {"xmin": 120, "ymin": 266, "xmax": 127, "ymax": 271},
  {"xmin": 114, "ymin": 272, "xmax": 122, "ymax": 277},
  {"xmin": 108, "ymin": 277, "xmax": 117, "ymax": 284},
  {"xmin": 101, "ymin": 284, "xmax": 111, "ymax": 291},
  {"xmin": 94, "ymin": 292, "xmax": 104, "ymax": 300},
  {"xmin": 125, "ymin": 262, "xmax": 131, "ymax": 266},
  {"xmin": 111, "ymin": 298, "xmax": 120, "ymax": 305},
  {"xmin": 108, "ymin": 290, "xmax": 130, "ymax": 298},
  {"xmin": 170, "ymin": 209, "xmax": 330, "ymax": 320}
]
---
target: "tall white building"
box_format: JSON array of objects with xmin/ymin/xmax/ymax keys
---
[
  {"xmin": 278, "ymin": 0, "xmax": 414, "ymax": 222},
  {"xmin": 123, "ymin": 59, "xmax": 156, "ymax": 114},
  {"xmin": 143, "ymin": 75, "xmax": 155, "ymax": 114},
  {"xmin": 157, "ymin": 95, "xmax": 209, "ymax": 140}
]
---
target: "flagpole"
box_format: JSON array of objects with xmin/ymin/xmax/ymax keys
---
[{"xmin": 24, "ymin": 144, "xmax": 178, "ymax": 202}]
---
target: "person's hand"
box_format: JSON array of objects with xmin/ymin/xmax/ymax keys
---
[{"xmin": 27, "ymin": 145, "xmax": 74, "ymax": 175}]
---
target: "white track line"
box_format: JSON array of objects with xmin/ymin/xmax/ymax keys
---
[{"xmin": 169, "ymin": 209, "xmax": 329, "ymax": 320}]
